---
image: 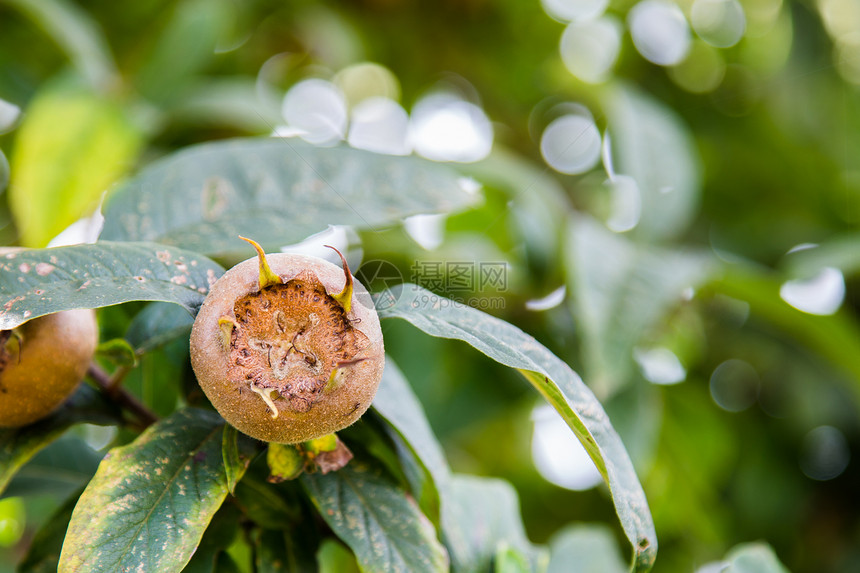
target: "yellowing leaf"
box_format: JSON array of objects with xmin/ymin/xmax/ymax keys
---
[{"xmin": 9, "ymin": 84, "xmax": 141, "ymax": 247}]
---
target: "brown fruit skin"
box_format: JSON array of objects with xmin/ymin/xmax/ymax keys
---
[
  {"xmin": 190, "ymin": 253, "xmax": 385, "ymax": 444},
  {"xmin": 0, "ymin": 309, "xmax": 98, "ymax": 428}
]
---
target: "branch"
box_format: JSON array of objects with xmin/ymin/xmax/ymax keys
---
[{"xmin": 87, "ymin": 363, "xmax": 159, "ymax": 428}]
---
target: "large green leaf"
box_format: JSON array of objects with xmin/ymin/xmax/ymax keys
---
[
  {"xmin": 0, "ymin": 384, "xmax": 120, "ymax": 496},
  {"xmin": 442, "ymin": 475, "xmax": 548, "ymax": 573},
  {"xmin": 0, "ymin": 242, "xmax": 224, "ymax": 330},
  {"xmin": 566, "ymin": 216, "xmax": 713, "ymax": 396},
  {"xmin": 100, "ymin": 138, "xmax": 478, "ymax": 258},
  {"xmin": 301, "ymin": 464, "xmax": 448, "ymax": 573},
  {"xmin": 372, "ymin": 360, "xmax": 449, "ymax": 525},
  {"xmin": 9, "ymin": 82, "xmax": 141, "ymax": 247},
  {"xmin": 378, "ymin": 283, "xmax": 658, "ymax": 571},
  {"xmin": 604, "ymin": 83, "xmax": 700, "ymax": 240},
  {"xmin": 58, "ymin": 409, "xmax": 255, "ymax": 573},
  {"xmin": 546, "ymin": 524, "xmax": 627, "ymax": 573}
]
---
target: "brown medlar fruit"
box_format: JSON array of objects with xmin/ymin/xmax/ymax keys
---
[
  {"xmin": 0, "ymin": 308, "xmax": 98, "ymax": 428},
  {"xmin": 190, "ymin": 238, "xmax": 384, "ymax": 444}
]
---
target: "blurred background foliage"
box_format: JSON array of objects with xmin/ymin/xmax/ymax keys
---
[{"xmin": 0, "ymin": 0, "xmax": 857, "ymax": 571}]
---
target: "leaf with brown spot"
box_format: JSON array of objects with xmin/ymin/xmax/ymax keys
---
[
  {"xmin": 58, "ymin": 409, "xmax": 255, "ymax": 573},
  {"xmin": 0, "ymin": 242, "xmax": 224, "ymax": 330}
]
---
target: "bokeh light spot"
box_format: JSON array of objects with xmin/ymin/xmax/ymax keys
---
[
  {"xmin": 532, "ymin": 404, "xmax": 603, "ymax": 491},
  {"xmin": 560, "ymin": 17, "xmax": 622, "ymax": 84},
  {"xmin": 669, "ymin": 40, "xmax": 727, "ymax": 93},
  {"xmin": 334, "ymin": 62, "xmax": 401, "ymax": 108},
  {"xmin": 691, "ymin": 0, "xmax": 747, "ymax": 48},
  {"xmin": 629, "ymin": 0, "xmax": 692, "ymax": 66},
  {"xmin": 348, "ymin": 97, "xmax": 411, "ymax": 155},
  {"xmin": 281, "ymin": 78, "xmax": 348, "ymax": 146},
  {"xmin": 779, "ymin": 267, "xmax": 845, "ymax": 316},
  {"xmin": 605, "ymin": 175, "xmax": 642, "ymax": 232},
  {"xmin": 540, "ymin": 113, "xmax": 602, "ymax": 174},
  {"xmin": 710, "ymin": 359, "xmax": 759, "ymax": 412},
  {"xmin": 634, "ymin": 347, "xmax": 686, "ymax": 385},
  {"xmin": 800, "ymin": 425, "xmax": 850, "ymax": 481},
  {"xmin": 541, "ymin": 0, "xmax": 609, "ymax": 22},
  {"xmin": 410, "ymin": 93, "xmax": 493, "ymax": 163}
]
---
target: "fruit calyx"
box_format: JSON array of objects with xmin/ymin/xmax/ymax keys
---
[{"xmin": 221, "ymin": 238, "xmax": 369, "ymax": 418}]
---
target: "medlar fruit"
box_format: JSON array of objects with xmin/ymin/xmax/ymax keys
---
[
  {"xmin": 190, "ymin": 238, "xmax": 384, "ymax": 444},
  {"xmin": 0, "ymin": 308, "xmax": 98, "ymax": 428}
]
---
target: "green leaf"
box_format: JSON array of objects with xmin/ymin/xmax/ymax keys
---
[
  {"xmin": 372, "ymin": 360, "xmax": 449, "ymax": 525},
  {"xmin": 781, "ymin": 234, "xmax": 860, "ymax": 278},
  {"xmin": 378, "ymin": 283, "xmax": 658, "ymax": 571},
  {"xmin": 462, "ymin": 146, "xmax": 570, "ymax": 267},
  {"xmin": 254, "ymin": 527, "xmax": 317, "ymax": 573},
  {"xmin": 135, "ymin": 0, "xmax": 233, "ymax": 103},
  {"xmin": 604, "ymin": 83, "xmax": 700, "ymax": 240},
  {"xmin": 58, "ymin": 409, "xmax": 252, "ymax": 572},
  {"xmin": 233, "ymin": 475, "xmax": 299, "ymax": 529},
  {"xmin": 724, "ymin": 542, "xmax": 790, "ymax": 573},
  {"xmin": 494, "ymin": 543, "xmax": 532, "ymax": 573},
  {"xmin": 222, "ymin": 424, "xmax": 254, "ymax": 495},
  {"xmin": 125, "ymin": 301, "xmax": 195, "ymax": 353},
  {"xmin": 167, "ymin": 78, "xmax": 284, "ymax": 133},
  {"xmin": 101, "ymin": 138, "xmax": 478, "ymax": 258},
  {"xmin": 709, "ymin": 267, "xmax": 860, "ymax": 393},
  {"xmin": 17, "ymin": 488, "xmax": 81, "ymax": 573},
  {"xmin": 301, "ymin": 464, "xmax": 448, "ymax": 573},
  {"xmin": 0, "ymin": 384, "xmax": 120, "ymax": 496},
  {"xmin": 3, "ymin": 0, "xmax": 116, "ymax": 89},
  {"xmin": 95, "ymin": 337, "xmax": 138, "ymax": 367},
  {"xmin": 181, "ymin": 503, "xmax": 241, "ymax": 573},
  {"xmin": 442, "ymin": 475, "xmax": 547, "ymax": 573},
  {"xmin": 0, "ymin": 242, "xmax": 224, "ymax": 330},
  {"xmin": 0, "ymin": 148, "xmax": 8, "ymax": 194},
  {"xmin": 566, "ymin": 215, "xmax": 713, "ymax": 396},
  {"xmin": 546, "ymin": 524, "xmax": 627, "ymax": 573},
  {"xmin": 317, "ymin": 539, "xmax": 361, "ymax": 573},
  {"xmin": 2, "ymin": 435, "xmax": 101, "ymax": 498},
  {"xmin": 9, "ymin": 83, "xmax": 141, "ymax": 247}
]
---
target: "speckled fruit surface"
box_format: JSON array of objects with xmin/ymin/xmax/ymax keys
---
[
  {"xmin": 190, "ymin": 252, "xmax": 384, "ymax": 444},
  {"xmin": 0, "ymin": 308, "xmax": 98, "ymax": 427}
]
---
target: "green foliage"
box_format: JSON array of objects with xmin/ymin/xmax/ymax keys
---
[
  {"xmin": 100, "ymin": 138, "xmax": 476, "ymax": 258},
  {"xmin": 8, "ymin": 82, "xmax": 141, "ymax": 247},
  {"xmin": 0, "ymin": 0, "xmax": 855, "ymax": 571},
  {"xmin": 58, "ymin": 409, "xmax": 254, "ymax": 572},
  {"xmin": 0, "ymin": 385, "xmax": 120, "ymax": 495},
  {"xmin": 379, "ymin": 283, "xmax": 656, "ymax": 569},
  {"xmin": 0, "ymin": 242, "xmax": 223, "ymax": 329},
  {"xmin": 302, "ymin": 464, "xmax": 449, "ymax": 573}
]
